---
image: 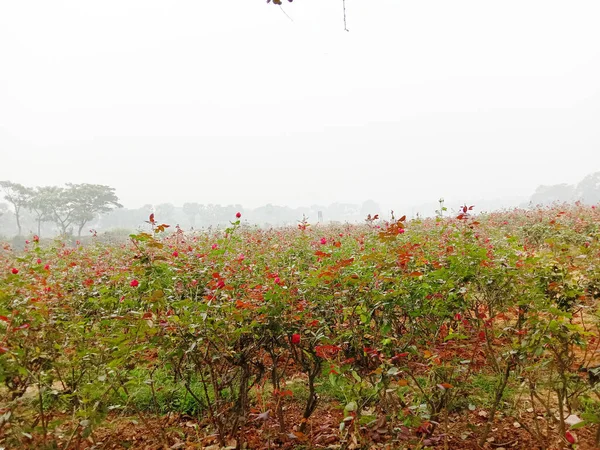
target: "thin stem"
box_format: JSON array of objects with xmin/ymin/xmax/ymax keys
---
[{"xmin": 342, "ymin": 0, "xmax": 349, "ymax": 31}]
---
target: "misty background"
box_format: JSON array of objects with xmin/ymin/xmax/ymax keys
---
[{"xmin": 1, "ymin": 1, "xmax": 599, "ymax": 238}]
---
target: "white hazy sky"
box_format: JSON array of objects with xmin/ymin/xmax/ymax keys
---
[{"xmin": 1, "ymin": 1, "xmax": 599, "ymax": 210}]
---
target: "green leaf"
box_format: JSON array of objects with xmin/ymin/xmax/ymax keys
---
[{"xmin": 344, "ymin": 401, "xmax": 357, "ymax": 412}]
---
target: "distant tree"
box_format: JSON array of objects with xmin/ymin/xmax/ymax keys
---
[
  {"xmin": 155, "ymin": 203, "xmax": 176, "ymax": 225},
  {"xmin": 326, "ymin": 202, "xmax": 359, "ymax": 222},
  {"xmin": 45, "ymin": 184, "xmax": 122, "ymax": 237},
  {"xmin": 42, "ymin": 187, "xmax": 70, "ymax": 236},
  {"xmin": 530, "ymin": 184, "xmax": 574, "ymax": 205},
  {"xmin": 575, "ymin": 172, "xmax": 600, "ymax": 205},
  {"xmin": 69, "ymin": 184, "xmax": 122, "ymax": 237},
  {"xmin": 0, "ymin": 181, "xmax": 32, "ymax": 236},
  {"xmin": 203, "ymin": 204, "xmax": 224, "ymax": 226},
  {"xmin": 360, "ymin": 200, "xmax": 381, "ymax": 218},
  {"xmin": 182, "ymin": 202, "xmax": 202, "ymax": 228},
  {"xmin": 26, "ymin": 186, "xmax": 55, "ymax": 237}
]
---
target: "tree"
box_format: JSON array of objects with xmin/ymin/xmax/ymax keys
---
[
  {"xmin": 42, "ymin": 187, "xmax": 70, "ymax": 236},
  {"xmin": 26, "ymin": 186, "xmax": 55, "ymax": 237},
  {"xmin": 360, "ymin": 200, "xmax": 381, "ymax": 218},
  {"xmin": 0, "ymin": 181, "xmax": 32, "ymax": 236},
  {"xmin": 575, "ymin": 172, "xmax": 600, "ymax": 205},
  {"xmin": 155, "ymin": 203, "xmax": 176, "ymax": 225},
  {"xmin": 530, "ymin": 184, "xmax": 574, "ymax": 206},
  {"xmin": 182, "ymin": 202, "xmax": 202, "ymax": 228},
  {"xmin": 45, "ymin": 184, "xmax": 122, "ymax": 237},
  {"xmin": 69, "ymin": 184, "xmax": 122, "ymax": 237}
]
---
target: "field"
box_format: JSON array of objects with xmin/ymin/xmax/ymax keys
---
[{"xmin": 1, "ymin": 205, "xmax": 599, "ymax": 449}]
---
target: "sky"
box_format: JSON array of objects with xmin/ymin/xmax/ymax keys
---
[{"xmin": 1, "ymin": 0, "xmax": 599, "ymax": 212}]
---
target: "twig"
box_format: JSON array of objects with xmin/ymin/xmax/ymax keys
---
[
  {"xmin": 342, "ymin": 0, "xmax": 349, "ymax": 31},
  {"xmin": 62, "ymin": 424, "xmax": 80, "ymax": 450},
  {"xmin": 279, "ymin": 5, "xmax": 293, "ymax": 22}
]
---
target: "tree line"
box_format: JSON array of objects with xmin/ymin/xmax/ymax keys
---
[
  {"xmin": 2, "ymin": 172, "xmax": 598, "ymax": 239},
  {"xmin": 0, "ymin": 180, "xmax": 382, "ymax": 239},
  {"xmin": 529, "ymin": 171, "xmax": 600, "ymax": 206},
  {"xmin": 0, "ymin": 181, "xmax": 121, "ymax": 237}
]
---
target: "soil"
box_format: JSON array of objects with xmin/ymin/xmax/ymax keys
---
[{"xmin": 5, "ymin": 402, "xmax": 600, "ymax": 450}]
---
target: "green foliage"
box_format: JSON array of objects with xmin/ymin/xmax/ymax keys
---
[{"xmin": 0, "ymin": 204, "xmax": 599, "ymax": 448}]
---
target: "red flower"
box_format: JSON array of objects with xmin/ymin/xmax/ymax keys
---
[
  {"xmin": 37, "ymin": 258, "xmax": 42, "ymax": 264},
  {"xmin": 320, "ymin": 237, "xmax": 327, "ymax": 245},
  {"xmin": 33, "ymin": 235, "xmax": 39, "ymax": 242},
  {"xmin": 565, "ymin": 431, "xmax": 576, "ymax": 444},
  {"xmin": 172, "ymin": 251, "xmax": 179, "ymax": 257},
  {"xmin": 130, "ymin": 279, "xmax": 139, "ymax": 287},
  {"xmin": 11, "ymin": 268, "xmax": 18, "ymax": 275},
  {"xmin": 291, "ymin": 333, "xmax": 301, "ymax": 345},
  {"xmin": 44, "ymin": 264, "xmax": 50, "ymax": 270},
  {"xmin": 236, "ymin": 212, "xmax": 242, "ymax": 219}
]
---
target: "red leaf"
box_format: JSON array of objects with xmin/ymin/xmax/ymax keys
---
[
  {"xmin": 392, "ymin": 352, "xmax": 409, "ymax": 361},
  {"xmin": 0, "ymin": 316, "xmax": 9, "ymax": 322}
]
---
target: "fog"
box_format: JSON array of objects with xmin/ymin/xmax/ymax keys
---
[{"xmin": 1, "ymin": 1, "xmax": 599, "ymax": 216}]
